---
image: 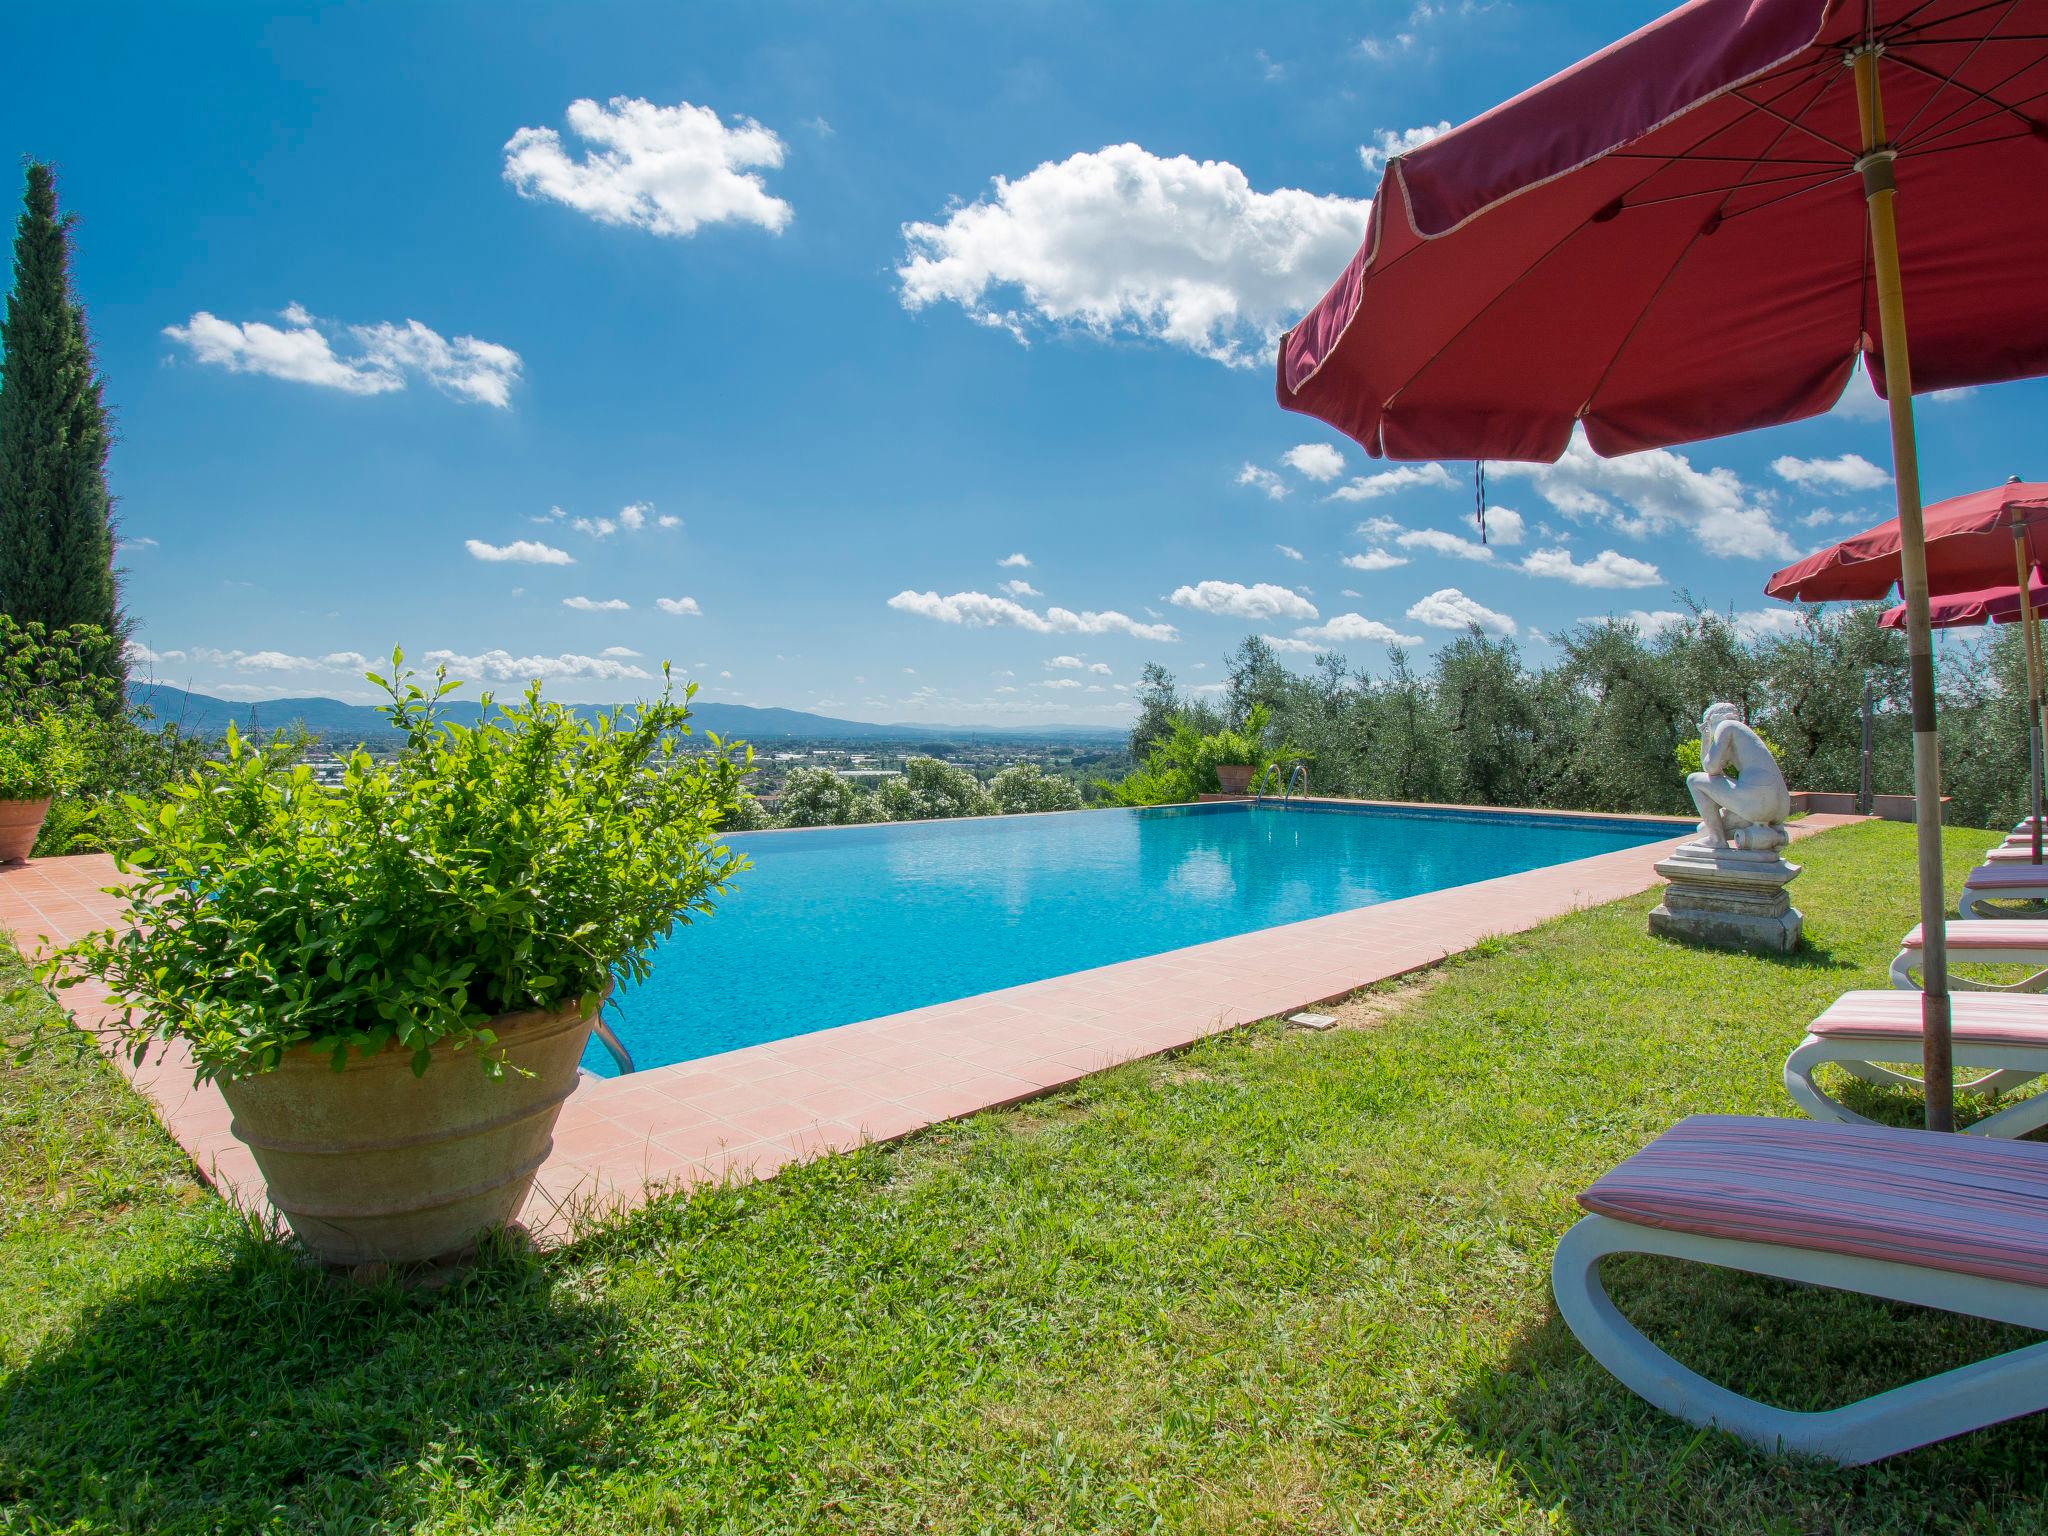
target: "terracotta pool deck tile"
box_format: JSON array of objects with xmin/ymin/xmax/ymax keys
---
[
  {"xmin": 5, "ymin": 813, "xmax": 1865, "ymax": 1245},
  {"xmin": 546, "ymin": 1118, "xmax": 650, "ymax": 1162}
]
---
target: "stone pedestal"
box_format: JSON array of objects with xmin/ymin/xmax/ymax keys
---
[{"xmin": 1648, "ymin": 843, "xmax": 1803, "ymax": 955}]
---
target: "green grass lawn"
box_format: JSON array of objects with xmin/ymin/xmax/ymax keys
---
[{"xmin": 4, "ymin": 820, "xmax": 2047, "ymax": 1534}]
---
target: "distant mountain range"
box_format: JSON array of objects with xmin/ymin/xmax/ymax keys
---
[{"xmin": 125, "ymin": 683, "xmax": 1128, "ymax": 745}]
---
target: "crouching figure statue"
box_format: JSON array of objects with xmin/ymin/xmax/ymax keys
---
[{"xmin": 1686, "ymin": 701, "xmax": 1792, "ymax": 852}]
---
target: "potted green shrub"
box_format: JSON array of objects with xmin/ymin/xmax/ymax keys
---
[
  {"xmin": 39, "ymin": 654, "xmax": 751, "ymax": 1266},
  {"xmin": 1209, "ymin": 704, "xmax": 1275, "ymax": 795},
  {"xmin": 0, "ymin": 711, "xmax": 82, "ymax": 862}
]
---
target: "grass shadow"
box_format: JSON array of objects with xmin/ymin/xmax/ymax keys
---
[
  {"xmin": 1644, "ymin": 929, "xmax": 1856, "ymax": 975},
  {"xmin": 0, "ymin": 1222, "xmax": 645, "ymax": 1533},
  {"xmin": 1452, "ymin": 1254, "xmax": 2048, "ymax": 1534},
  {"xmin": 1826, "ymin": 1066, "xmax": 2048, "ymax": 1140}
]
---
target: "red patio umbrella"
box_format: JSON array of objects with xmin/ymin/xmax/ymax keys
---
[
  {"xmin": 1276, "ymin": 0, "xmax": 2048, "ymax": 1130},
  {"xmin": 1771, "ymin": 481, "xmax": 2048, "ymax": 860},
  {"xmin": 1879, "ymin": 577, "xmax": 2048, "ymax": 630},
  {"xmin": 1881, "ymin": 570, "xmax": 2048, "ymax": 862},
  {"xmin": 1768, "ymin": 482, "xmax": 2048, "ymax": 602}
]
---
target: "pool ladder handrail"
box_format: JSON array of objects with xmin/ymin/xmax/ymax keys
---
[
  {"xmin": 1282, "ymin": 763, "xmax": 1308, "ymax": 805},
  {"xmin": 1250, "ymin": 762, "xmax": 1283, "ymax": 804},
  {"xmin": 592, "ymin": 1014, "xmax": 636, "ymax": 1075}
]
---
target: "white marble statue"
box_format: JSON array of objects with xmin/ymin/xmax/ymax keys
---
[{"xmin": 1685, "ymin": 701, "xmax": 1792, "ymax": 852}]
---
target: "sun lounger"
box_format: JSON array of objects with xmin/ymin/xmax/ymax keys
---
[
  {"xmin": 1552, "ymin": 1114, "xmax": 2048, "ymax": 1464},
  {"xmin": 1960, "ymin": 863, "xmax": 2048, "ymax": 916},
  {"xmin": 1891, "ymin": 921, "xmax": 2048, "ymax": 991},
  {"xmin": 1784, "ymin": 991, "xmax": 2048, "ymax": 1136},
  {"xmin": 1984, "ymin": 841, "xmax": 2048, "ymax": 863}
]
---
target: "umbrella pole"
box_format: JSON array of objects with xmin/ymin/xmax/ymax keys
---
[
  {"xmin": 1855, "ymin": 49, "xmax": 1952, "ymax": 1131},
  {"xmin": 2015, "ymin": 529, "xmax": 2045, "ymax": 863}
]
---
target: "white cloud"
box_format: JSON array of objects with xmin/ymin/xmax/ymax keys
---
[
  {"xmin": 1040, "ymin": 677, "xmax": 1082, "ymax": 689},
  {"xmin": 119, "ymin": 536, "xmax": 159, "ymax": 551},
  {"xmin": 1358, "ymin": 2, "xmax": 1475, "ymax": 63},
  {"xmin": 657, "ymin": 514, "xmax": 681, "ymax": 529},
  {"xmin": 182, "ymin": 647, "xmax": 373, "ymax": 674},
  {"xmin": 1731, "ymin": 608, "xmax": 1807, "ymax": 641},
  {"xmin": 466, "ymin": 538, "xmax": 574, "ymax": 565},
  {"xmin": 424, "ymin": 649, "xmax": 653, "ymax": 682},
  {"xmin": 1406, "ymin": 586, "xmax": 1516, "ymax": 636},
  {"xmin": 563, "ymin": 595, "xmax": 630, "ymax": 612},
  {"xmin": 1483, "ymin": 507, "xmax": 1525, "ymax": 546},
  {"xmin": 1328, "ymin": 462, "xmax": 1457, "ymax": 501},
  {"xmin": 887, "ymin": 588, "xmax": 1178, "ymax": 642},
  {"xmin": 1490, "ymin": 432, "xmax": 1796, "ymax": 561},
  {"xmin": 1281, "ymin": 443, "xmax": 1346, "ymax": 482},
  {"xmin": 572, "ymin": 515, "xmax": 616, "ymax": 538},
  {"xmin": 1342, "ymin": 550, "xmax": 1407, "ymax": 572},
  {"xmin": 1799, "ymin": 507, "xmax": 1858, "ymax": 529},
  {"xmin": 166, "ymin": 305, "xmax": 520, "ymax": 407},
  {"xmin": 1237, "ymin": 463, "xmax": 1289, "ymax": 500},
  {"xmin": 1397, "ymin": 527, "xmax": 1493, "ymax": 561},
  {"xmin": 998, "ymin": 552, "xmax": 1032, "ymax": 568},
  {"xmin": 1261, "ymin": 635, "xmax": 1319, "ymax": 654},
  {"xmin": 655, "ymin": 596, "xmax": 703, "ymax": 616},
  {"xmin": 1276, "ymin": 543, "xmax": 1304, "ymax": 561},
  {"xmin": 602, "ymin": 645, "xmax": 642, "ymax": 657},
  {"xmin": 618, "ymin": 502, "xmax": 648, "ymax": 530},
  {"xmin": 896, "ymin": 143, "xmax": 1371, "ymax": 367},
  {"xmin": 352, "ymin": 321, "xmax": 524, "ymax": 408},
  {"xmin": 1047, "ymin": 655, "xmax": 1086, "ymax": 669},
  {"xmin": 1771, "ymin": 453, "xmax": 1891, "ymax": 492},
  {"xmin": 124, "ymin": 641, "xmax": 184, "ymax": 667},
  {"xmin": 1594, "ymin": 608, "xmax": 1690, "ymax": 637},
  {"xmin": 1294, "ymin": 612, "xmax": 1424, "ymax": 646},
  {"xmin": 1519, "ymin": 546, "xmax": 1663, "ymax": 589},
  {"xmin": 502, "ymin": 96, "xmax": 791, "ymax": 238},
  {"xmin": 163, "ymin": 309, "xmax": 395, "ymax": 396},
  {"xmin": 1169, "ymin": 580, "xmax": 1319, "ymax": 622},
  {"xmin": 1358, "ymin": 121, "xmax": 1453, "ymax": 174},
  {"xmin": 1001, "ymin": 578, "xmax": 1042, "ymax": 597}
]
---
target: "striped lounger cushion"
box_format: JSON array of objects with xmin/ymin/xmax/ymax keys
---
[
  {"xmin": 1809, "ymin": 991, "xmax": 2048, "ymax": 1049},
  {"xmin": 1578, "ymin": 1115, "xmax": 2048, "ymax": 1288},
  {"xmin": 1900, "ymin": 922, "xmax": 2048, "ymax": 951}
]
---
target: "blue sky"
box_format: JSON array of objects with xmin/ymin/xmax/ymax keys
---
[{"xmin": 11, "ymin": 1, "xmax": 2044, "ymax": 724}]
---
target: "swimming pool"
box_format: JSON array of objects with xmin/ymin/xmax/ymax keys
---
[{"xmin": 584, "ymin": 801, "xmax": 1678, "ymax": 1075}]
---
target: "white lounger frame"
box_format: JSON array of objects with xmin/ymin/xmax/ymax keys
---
[
  {"xmin": 1890, "ymin": 938, "xmax": 2048, "ymax": 992},
  {"xmin": 1960, "ymin": 876, "xmax": 2048, "ymax": 918},
  {"xmin": 1785, "ymin": 1037, "xmax": 2048, "ymax": 1137},
  {"xmin": 1553, "ymin": 1214, "xmax": 2048, "ymax": 1464}
]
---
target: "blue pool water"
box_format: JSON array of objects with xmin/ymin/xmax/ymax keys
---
[{"xmin": 585, "ymin": 801, "xmax": 1676, "ymax": 1075}]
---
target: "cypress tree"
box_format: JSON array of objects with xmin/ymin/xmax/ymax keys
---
[{"xmin": 0, "ymin": 162, "xmax": 123, "ymax": 672}]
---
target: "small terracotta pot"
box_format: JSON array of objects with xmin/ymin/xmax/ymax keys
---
[
  {"xmin": 218, "ymin": 999, "xmax": 597, "ymax": 1266},
  {"xmin": 0, "ymin": 796, "xmax": 52, "ymax": 863},
  {"xmin": 1214, "ymin": 764, "xmax": 1255, "ymax": 795}
]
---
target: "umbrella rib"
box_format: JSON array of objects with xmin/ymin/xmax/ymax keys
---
[
  {"xmin": 1889, "ymin": 45, "xmax": 2041, "ymax": 132},
  {"xmin": 1895, "ymin": 123, "xmax": 2048, "ymax": 158},
  {"xmin": 1605, "ymin": 150, "xmax": 1845, "ymax": 165},
  {"xmin": 1894, "ymin": 57, "xmax": 2048, "ymax": 147},
  {"xmin": 1885, "ymin": 0, "xmax": 2029, "ymax": 43},
  {"xmin": 1615, "ymin": 167, "xmax": 1850, "ymax": 211},
  {"xmin": 1892, "ymin": 10, "xmax": 2012, "ymax": 141}
]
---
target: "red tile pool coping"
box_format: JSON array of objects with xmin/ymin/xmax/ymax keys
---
[{"xmin": 2, "ymin": 808, "xmax": 1861, "ymax": 1244}]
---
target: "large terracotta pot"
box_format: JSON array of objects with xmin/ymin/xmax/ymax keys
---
[
  {"xmin": 1214, "ymin": 764, "xmax": 1255, "ymax": 795},
  {"xmin": 218, "ymin": 999, "xmax": 596, "ymax": 1266},
  {"xmin": 0, "ymin": 795, "xmax": 51, "ymax": 863}
]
